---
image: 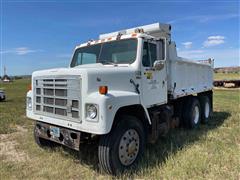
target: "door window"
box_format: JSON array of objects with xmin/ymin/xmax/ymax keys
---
[
  {"xmin": 142, "ymin": 42, "xmax": 150, "ymax": 67},
  {"xmin": 142, "ymin": 42, "xmax": 157, "ymax": 67},
  {"xmin": 149, "ymin": 43, "xmax": 157, "ymax": 66},
  {"xmin": 158, "ymin": 39, "xmax": 165, "ymax": 60}
]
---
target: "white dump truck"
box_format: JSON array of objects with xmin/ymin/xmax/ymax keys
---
[{"xmin": 26, "ymin": 23, "xmax": 213, "ymax": 174}]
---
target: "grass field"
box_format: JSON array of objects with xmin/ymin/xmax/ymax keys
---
[
  {"xmin": 214, "ymin": 72, "xmax": 240, "ymax": 80},
  {"xmin": 0, "ymin": 79, "xmax": 240, "ymax": 179}
]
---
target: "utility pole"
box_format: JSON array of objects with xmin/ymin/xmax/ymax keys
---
[{"xmin": 4, "ymin": 66, "xmax": 6, "ymax": 76}]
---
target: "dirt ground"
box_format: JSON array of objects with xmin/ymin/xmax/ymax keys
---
[{"xmin": 0, "ymin": 126, "xmax": 29, "ymax": 163}]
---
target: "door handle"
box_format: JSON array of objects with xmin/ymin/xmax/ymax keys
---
[{"xmin": 130, "ymin": 79, "xmax": 140, "ymax": 94}]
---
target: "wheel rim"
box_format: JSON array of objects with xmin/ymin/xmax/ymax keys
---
[
  {"xmin": 118, "ymin": 129, "xmax": 140, "ymax": 166},
  {"xmin": 193, "ymin": 105, "xmax": 200, "ymax": 124},
  {"xmin": 205, "ymin": 101, "xmax": 210, "ymax": 118}
]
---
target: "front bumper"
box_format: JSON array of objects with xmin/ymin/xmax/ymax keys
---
[{"xmin": 35, "ymin": 121, "xmax": 81, "ymax": 150}]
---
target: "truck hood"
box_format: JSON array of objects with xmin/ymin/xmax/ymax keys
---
[
  {"xmin": 32, "ymin": 63, "xmax": 138, "ymax": 94},
  {"xmin": 32, "ymin": 63, "xmax": 129, "ymax": 76}
]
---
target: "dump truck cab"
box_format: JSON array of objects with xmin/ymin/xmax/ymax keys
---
[{"xmin": 27, "ymin": 23, "xmax": 172, "ymax": 135}]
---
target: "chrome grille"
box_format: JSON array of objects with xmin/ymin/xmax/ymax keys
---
[{"xmin": 33, "ymin": 76, "xmax": 81, "ymax": 122}]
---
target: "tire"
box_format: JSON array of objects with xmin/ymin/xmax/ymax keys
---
[
  {"xmin": 34, "ymin": 123, "xmax": 56, "ymax": 148},
  {"xmin": 199, "ymin": 96, "xmax": 211, "ymax": 124},
  {"xmin": 98, "ymin": 115, "xmax": 145, "ymax": 175},
  {"xmin": 183, "ymin": 97, "xmax": 201, "ymax": 129}
]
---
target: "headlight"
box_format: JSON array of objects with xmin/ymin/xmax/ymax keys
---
[
  {"xmin": 27, "ymin": 97, "xmax": 32, "ymax": 109},
  {"xmin": 86, "ymin": 104, "xmax": 97, "ymax": 119}
]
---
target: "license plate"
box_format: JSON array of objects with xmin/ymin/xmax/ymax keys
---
[{"xmin": 50, "ymin": 126, "xmax": 60, "ymax": 138}]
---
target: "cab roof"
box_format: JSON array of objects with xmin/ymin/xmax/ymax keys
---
[{"xmin": 75, "ymin": 22, "xmax": 171, "ymax": 50}]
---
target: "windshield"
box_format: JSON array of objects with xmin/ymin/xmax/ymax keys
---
[{"xmin": 70, "ymin": 38, "xmax": 137, "ymax": 67}]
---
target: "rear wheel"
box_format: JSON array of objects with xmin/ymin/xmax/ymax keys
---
[
  {"xmin": 183, "ymin": 97, "xmax": 201, "ymax": 129},
  {"xmin": 98, "ymin": 115, "xmax": 145, "ymax": 175},
  {"xmin": 199, "ymin": 96, "xmax": 211, "ymax": 124}
]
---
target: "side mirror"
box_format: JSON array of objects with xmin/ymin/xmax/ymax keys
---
[{"xmin": 153, "ymin": 60, "xmax": 165, "ymax": 70}]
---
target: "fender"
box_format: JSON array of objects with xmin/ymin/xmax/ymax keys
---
[{"xmin": 86, "ymin": 90, "xmax": 151, "ymax": 134}]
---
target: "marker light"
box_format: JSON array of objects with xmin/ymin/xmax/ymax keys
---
[
  {"xmin": 28, "ymin": 84, "xmax": 32, "ymax": 91},
  {"xmin": 26, "ymin": 97, "xmax": 32, "ymax": 109},
  {"xmin": 131, "ymin": 33, "xmax": 137, "ymax": 37},
  {"xmin": 99, "ymin": 86, "xmax": 108, "ymax": 95}
]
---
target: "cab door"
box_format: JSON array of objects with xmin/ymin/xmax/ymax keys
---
[{"xmin": 140, "ymin": 40, "xmax": 167, "ymax": 107}]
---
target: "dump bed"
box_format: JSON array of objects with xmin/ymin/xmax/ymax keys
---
[{"xmin": 167, "ymin": 58, "xmax": 213, "ymax": 99}]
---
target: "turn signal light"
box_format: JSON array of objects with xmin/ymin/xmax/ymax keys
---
[
  {"xmin": 28, "ymin": 84, "xmax": 32, "ymax": 91},
  {"xmin": 99, "ymin": 86, "xmax": 108, "ymax": 95}
]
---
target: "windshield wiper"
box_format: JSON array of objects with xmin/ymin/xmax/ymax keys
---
[{"xmin": 99, "ymin": 60, "xmax": 118, "ymax": 66}]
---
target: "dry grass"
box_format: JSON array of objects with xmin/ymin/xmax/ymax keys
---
[
  {"xmin": 214, "ymin": 72, "xmax": 240, "ymax": 80},
  {"xmin": 0, "ymin": 79, "xmax": 240, "ymax": 179}
]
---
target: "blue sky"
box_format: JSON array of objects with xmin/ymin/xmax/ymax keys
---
[{"xmin": 0, "ymin": 0, "xmax": 239, "ymax": 76}]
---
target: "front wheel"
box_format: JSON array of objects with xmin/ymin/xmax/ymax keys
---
[{"xmin": 98, "ymin": 115, "xmax": 145, "ymax": 175}]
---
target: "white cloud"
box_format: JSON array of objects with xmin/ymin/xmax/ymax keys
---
[
  {"xmin": 0, "ymin": 47, "xmax": 42, "ymax": 55},
  {"xmin": 15, "ymin": 47, "xmax": 36, "ymax": 55},
  {"xmin": 203, "ymin": 36, "xmax": 225, "ymax": 47},
  {"xmin": 182, "ymin": 42, "xmax": 193, "ymax": 49}
]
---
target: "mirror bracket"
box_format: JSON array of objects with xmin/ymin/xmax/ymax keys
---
[{"xmin": 153, "ymin": 60, "xmax": 165, "ymax": 71}]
